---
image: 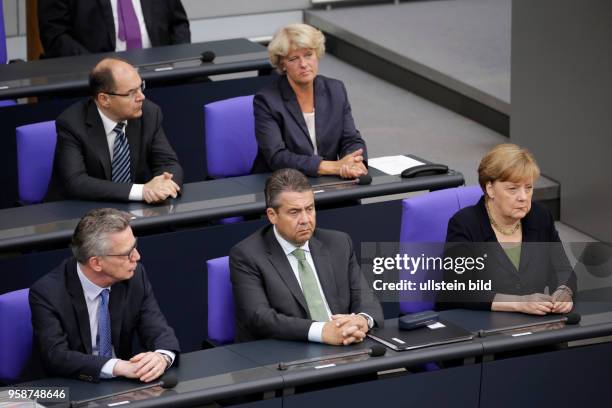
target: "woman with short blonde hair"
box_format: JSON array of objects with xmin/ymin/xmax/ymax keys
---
[
  {"xmin": 250, "ymin": 23, "xmax": 367, "ymax": 179},
  {"xmin": 267, "ymin": 23, "xmax": 326, "ymax": 72},
  {"xmin": 440, "ymin": 143, "xmax": 576, "ymax": 315}
]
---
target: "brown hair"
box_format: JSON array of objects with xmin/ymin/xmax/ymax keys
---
[
  {"xmin": 265, "ymin": 168, "xmax": 312, "ymax": 209},
  {"xmin": 478, "ymin": 143, "xmax": 540, "ymax": 192}
]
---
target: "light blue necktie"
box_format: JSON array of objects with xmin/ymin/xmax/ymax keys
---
[
  {"xmin": 98, "ymin": 289, "xmax": 112, "ymax": 358},
  {"xmin": 111, "ymin": 123, "xmax": 131, "ymax": 183}
]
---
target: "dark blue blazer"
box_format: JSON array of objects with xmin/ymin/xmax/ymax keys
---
[
  {"xmin": 29, "ymin": 258, "xmax": 180, "ymax": 382},
  {"xmin": 251, "ymin": 75, "xmax": 367, "ymax": 177},
  {"xmin": 438, "ymin": 197, "xmax": 577, "ymax": 310}
]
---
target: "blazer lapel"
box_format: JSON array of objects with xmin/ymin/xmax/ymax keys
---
[
  {"xmin": 279, "ymin": 77, "xmax": 314, "ymax": 152},
  {"xmin": 263, "ymin": 228, "xmax": 309, "ymax": 313},
  {"xmin": 109, "ymin": 282, "xmax": 126, "ymax": 356},
  {"xmin": 66, "ymin": 261, "xmax": 93, "ymax": 354},
  {"xmin": 476, "ymin": 198, "xmax": 521, "ymax": 278},
  {"xmin": 97, "ymin": 0, "xmax": 116, "ymax": 50},
  {"xmin": 313, "ymin": 77, "xmax": 329, "ymax": 154},
  {"xmin": 517, "ymin": 211, "xmax": 540, "ymax": 277},
  {"xmin": 138, "ymin": 0, "xmax": 155, "ymax": 45},
  {"xmin": 86, "ymin": 102, "xmax": 113, "ymax": 180},
  {"xmin": 125, "ymin": 119, "xmax": 140, "ymax": 180},
  {"xmin": 309, "ymin": 234, "xmax": 339, "ymax": 314}
]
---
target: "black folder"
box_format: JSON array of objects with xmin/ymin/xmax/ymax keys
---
[{"xmin": 368, "ymin": 319, "xmax": 473, "ymax": 351}]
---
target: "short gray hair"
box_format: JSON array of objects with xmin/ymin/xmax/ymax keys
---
[
  {"xmin": 71, "ymin": 208, "xmax": 132, "ymax": 263},
  {"xmin": 265, "ymin": 168, "xmax": 312, "ymax": 209},
  {"xmin": 267, "ymin": 23, "xmax": 326, "ymax": 73}
]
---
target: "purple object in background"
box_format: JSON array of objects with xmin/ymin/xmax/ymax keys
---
[
  {"xmin": 399, "ymin": 186, "xmax": 483, "ymax": 313},
  {"xmin": 0, "ymin": 288, "xmax": 32, "ymax": 384},
  {"xmin": 207, "ymin": 256, "xmax": 235, "ymax": 344},
  {"xmin": 117, "ymin": 0, "xmax": 142, "ymax": 50},
  {"xmin": 16, "ymin": 121, "xmax": 57, "ymax": 204}
]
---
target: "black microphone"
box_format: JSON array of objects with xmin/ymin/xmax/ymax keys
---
[
  {"xmin": 312, "ymin": 174, "xmax": 372, "ymax": 190},
  {"xmin": 477, "ymin": 313, "xmax": 581, "ymax": 338},
  {"xmin": 278, "ymin": 345, "xmax": 385, "ymax": 370},
  {"xmin": 199, "ymin": 50, "xmax": 216, "ymax": 63},
  {"xmin": 564, "ymin": 312, "xmax": 581, "ymax": 325},
  {"xmin": 71, "ymin": 373, "xmax": 178, "ymax": 407}
]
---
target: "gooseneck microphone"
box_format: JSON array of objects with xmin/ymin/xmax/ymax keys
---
[
  {"xmin": 477, "ymin": 312, "xmax": 581, "ymax": 338},
  {"xmin": 278, "ymin": 345, "xmax": 386, "ymax": 370},
  {"xmin": 312, "ymin": 174, "xmax": 372, "ymax": 190},
  {"xmin": 71, "ymin": 373, "xmax": 178, "ymax": 407}
]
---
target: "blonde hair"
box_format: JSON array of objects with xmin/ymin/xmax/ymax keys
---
[
  {"xmin": 267, "ymin": 23, "xmax": 326, "ymax": 73},
  {"xmin": 478, "ymin": 143, "xmax": 540, "ymax": 193}
]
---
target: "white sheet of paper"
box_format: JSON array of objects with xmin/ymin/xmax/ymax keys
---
[
  {"xmin": 368, "ymin": 155, "xmax": 425, "ymax": 175},
  {"xmin": 427, "ymin": 322, "xmax": 446, "ymax": 330}
]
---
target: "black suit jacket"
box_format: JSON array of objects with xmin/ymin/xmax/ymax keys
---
[
  {"xmin": 438, "ymin": 197, "xmax": 577, "ymax": 310},
  {"xmin": 38, "ymin": 0, "xmax": 191, "ymax": 58},
  {"xmin": 29, "ymin": 258, "xmax": 180, "ymax": 382},
  {"xmin": 229, "ymin": 225, "xmax": 383, "ymax": 342},
  {"xmin": 251, "ymin": 75, "xmax": 367, "ymax": 177},
  {"xmin": 46, "ymin": 98, "xmax": 183, "ymax": 202}
]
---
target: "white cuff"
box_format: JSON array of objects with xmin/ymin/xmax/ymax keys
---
[
  {"xmin": 307, "ymin": 322, "xmax": 326, "ymax": 343},
  {"xmin": 358, "ymin": 312, "xmax": 374, "ymax": 329},
  {"xmin": 129, "ymin": 184, "xmax": 144, "ymax": 201},
  {"xmin": 100, "ymin": 358, "xmax": 119, "ymax": 379},
  {"xmin": 155, "ymin": 350, "xmax": 176, "ymax": 368}
]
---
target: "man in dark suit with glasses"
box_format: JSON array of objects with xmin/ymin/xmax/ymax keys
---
[
  {"xmin": 46, "ymin": 57, "xmax": 183, "ymax": 203},
  {"xmin": 29, "ymin": 208, "xmax": 180, "ymax": 382}
]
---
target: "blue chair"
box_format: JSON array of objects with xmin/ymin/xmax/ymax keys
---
[
  {"xmin": 399, "ymin": 186, "xmax": 483, "ymax": 313},
  {"xmin": 206, "ymin": 256, "xmax": 235, "ymax": 345},
  {"xmin": 16, "ymin": 121, "xmax": 57, "ymax": 204},
  {"xmin": 204, "ymin": 95, "xmax": 257, "ymax": 178},
  {"xmin": 0, "ymin": 288, "xmax": 33, "ymax": 384},
  {"xmin": 204, "ymin": 95, "xmax": 257, "ymax": 223},
  {"xmin": 0, "ymin": 0, "xmax": 7, "ymax": 65}
]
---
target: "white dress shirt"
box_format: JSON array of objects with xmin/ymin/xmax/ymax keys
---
[
  {"xmin": 97, "ymin": 108, "xmax": 144, "ymax": 201},
  {"xmin": 302, "ymin": 111, "xmax": 318, "ymax": 155},
  {"xmin": 76, "ymin": 264, "xmax": 175, "ymax": 378},
  {"xmin": 109, "ymin": 0, "xmax": 152, "ymax": 51},
  {"xmin": 273, "ymin": 226, "xmax": 330, "ymax": 342}
]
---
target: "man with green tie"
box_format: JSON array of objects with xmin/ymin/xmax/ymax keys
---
[{"xmin": 229, "ymin": 168, "xmax": 383, "ymax": 344}]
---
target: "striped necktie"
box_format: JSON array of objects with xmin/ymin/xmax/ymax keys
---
[
  {"xmin": 292, "ymin": 248, "xmax": 329, "ymax": 322},
  {"xmin": 111, "ymin": 122, "xmax": 131, "ymax": 183},
  {"xmin": 98, "ymin": 289, "xmax": 112, "ymax": 358}
]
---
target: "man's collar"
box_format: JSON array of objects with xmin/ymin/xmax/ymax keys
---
[
  {"xmin": 272, "ymin": 225, "xmax": 310, "ymax": 256},
  {"xmin": 97, "ymin": 107, "xmax": 127, "ymax": 136},
  {"xmin": 76, "ymin": 262, "xmax": 110, "ymax": 301}
]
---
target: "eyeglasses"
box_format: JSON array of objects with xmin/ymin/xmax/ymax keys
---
[
  {"xmin": 104, "ymin": 239, "xmax": 138, "ymax": 260},
  {"xmin": 104, "ymin": 80, "xmax": 145, "ymax": 99}
]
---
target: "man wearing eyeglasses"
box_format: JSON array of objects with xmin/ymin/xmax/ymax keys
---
[
  {"xmin": 46, "ymin": 57, "xmax": 183, "ymax": 203},
  {"xmin": 29, "ymin": 208, "xmax": 180, "ymax": 382}
]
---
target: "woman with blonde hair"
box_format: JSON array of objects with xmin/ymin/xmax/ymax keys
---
[
  {"xmin": 441, "ymin": 144, "xmax": 576, "ymax": 315},
  {"xmin": 250, "ymin": 23, "xmax": 367, "ymax": 179}
]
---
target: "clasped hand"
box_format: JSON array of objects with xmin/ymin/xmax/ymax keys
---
[
  {"xmin": 519, "ymin": 291, "xmax": 573, "ymax": 315},
  {"xmin": 113, "ymin": 351, "xmax": 169, "ymax": 382},
  {"xmin": 143, "ymin": 172, "xmax": 180, "ymax": 203},
  {"xmin": 322, "ymin": 313, "xmax": 370, "ymax": 345},
  {"xmin": 338, "ymin": 149, "xmax": 368, "ymax": 179}
]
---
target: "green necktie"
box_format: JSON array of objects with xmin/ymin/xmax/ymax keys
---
[{"xmin": 292, "ymin": 248, "xmax": 329, "ymax": 322}]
